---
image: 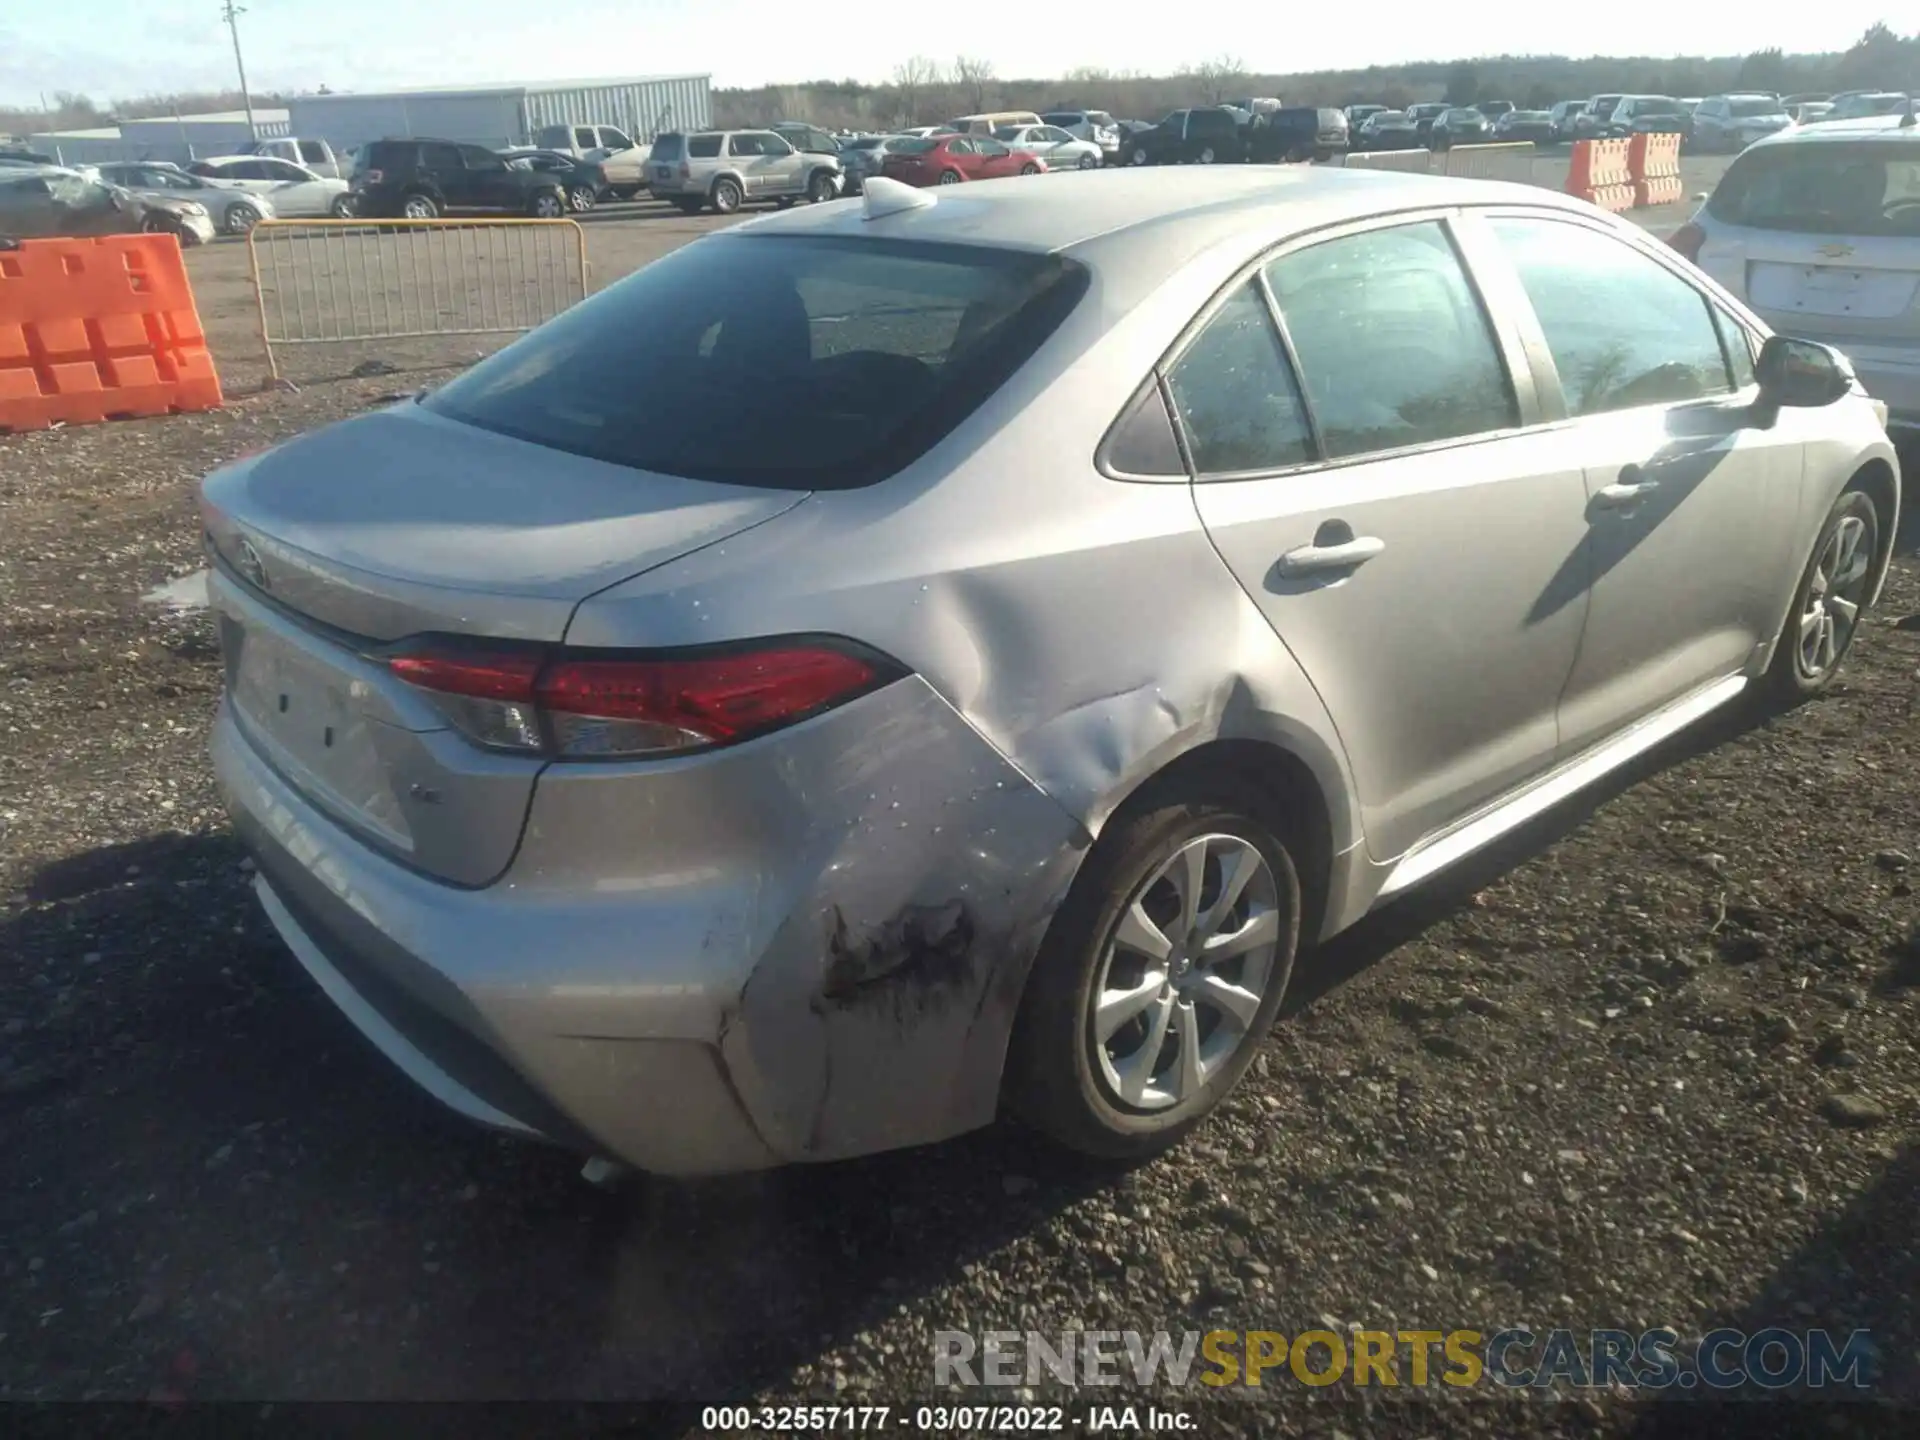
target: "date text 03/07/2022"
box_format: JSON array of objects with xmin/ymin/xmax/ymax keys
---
[{"xmin": 699, "ymin": 1405, "xmax": 1194, "ymax": 1433}]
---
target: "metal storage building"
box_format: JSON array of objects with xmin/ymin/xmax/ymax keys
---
[
  {"xmin": 287, "ymin": 76, "xmax": 711, "ymax": 152},
  {"xmin": 31, "ymin": 109, "xmax": 291, "ymax": 167}
]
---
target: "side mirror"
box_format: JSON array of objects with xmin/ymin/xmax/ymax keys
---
[{"xmin": 1755, "ymin": 335, "xmax": 1853, "ymax": 408}]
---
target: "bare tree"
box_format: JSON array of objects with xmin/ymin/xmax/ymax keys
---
[
  {"xmin": 892, "ymin": 55, "xmax": 942, "ymax": 124},
  {"xmin": 953, "ymin": 55, "xmax": 996, "ymax": 112},
  {"xmin": 1183, "ymin": 55, "xmax": 1248, "ymax": 104}
]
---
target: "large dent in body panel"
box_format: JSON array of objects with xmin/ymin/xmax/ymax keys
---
[{"xmin": 714, "ymin": 684, "xmax": 1087, "ymax": 1162}]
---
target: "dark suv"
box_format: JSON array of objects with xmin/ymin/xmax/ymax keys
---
[
  {"xmin": 1127, "ymin": 108, "xmax": 1244, "ymax": 165},
  {"xmin": 351, "ymin": 139, "xmax": 571, "ymax": 219}
]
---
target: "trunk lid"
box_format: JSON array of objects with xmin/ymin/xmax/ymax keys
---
[
  {"xmin": 201, "ymin": 403, "xmax": 808, "ymax": 884},
  {"xmin": 1698, "ymin": 227, "xmax": 1920, "ymax": 343}
]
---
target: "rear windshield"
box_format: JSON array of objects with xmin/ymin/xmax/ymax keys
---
[
  {"xmin": 890, "ymin": 138, "xmax": 938, "ymax": 154},
  {"xmin": 1730, "ymin": 98, "xmax": 1785, "ymax": 117},
  {"xmin": 648, "ymin": 134, "xmax": 684, "ymax": 160},
  {"xmin": 422, "ymin": 236, "xmax": 1089, "ymax": 490},
  {"xmin": 1707, "ymin": 143, "xmax": 1920, "ymax": 237},
  {"xmin": 1041, "ymin": 113, "xmax": 1082, "ymax": 126}
]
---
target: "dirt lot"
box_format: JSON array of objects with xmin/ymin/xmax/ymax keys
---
[{"xmin": 4, "ymin": 157, "xmax": 1918, "ymax": 1434}]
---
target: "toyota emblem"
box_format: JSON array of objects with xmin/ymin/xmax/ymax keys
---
[{"xmin": 234, "ymin": 536, "xmax": 270, "ymax": 591}]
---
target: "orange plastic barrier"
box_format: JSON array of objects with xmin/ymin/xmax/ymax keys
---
[
  {"xmin": 1566, "ymin": 138, "xmax": 1635, "ymax": 214},
  {"xmin": 0, "ymin": 234, "xmax": 222, "ymax": 433},
  {"xmin": 1628, "ymin": 132, "xmax": 1684, "ymax": 208}
]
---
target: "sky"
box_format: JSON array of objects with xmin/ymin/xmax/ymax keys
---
[{"xmin": 0, "ymin": 0, "xmax": 1905, "ymax": 109}]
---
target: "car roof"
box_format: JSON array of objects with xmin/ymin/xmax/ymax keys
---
[
  {"xmin": 731, "ymin": 166, "xmax": 1601, "ymax": 260},
  {"xmin": 1748, "ymin": 114, "xmax": 1920, "ymax": 150}
]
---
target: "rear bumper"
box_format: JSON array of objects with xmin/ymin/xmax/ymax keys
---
[{"xmin": 212, "ymin": 671, "xmax": 1088, "ymax": 1176}]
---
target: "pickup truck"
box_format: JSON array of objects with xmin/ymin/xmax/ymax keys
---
[
  {"xmin": 529, "ymin": 123, "xmax": 648, "ymax": 197},
  {"xmin": 240, "ymin": 136, "xmax": 345, "ymax": 179}
]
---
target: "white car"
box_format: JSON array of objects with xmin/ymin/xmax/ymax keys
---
[
  {"xmin": 1673, "ymin": 114, "xmax": 1920, "ymax": 439},
  {"xmin": 1041, "ymin": 108, "xmax": 1122, "ymax": 160},
  {"xmin": 193, "ymin": 156, "xmax": 354, "ymax": 219},
  {"xmin": 94, "ymin": 161, "xmax": 275, "ymax": 236},
  {"xmin": 995, "ymin": 124, "xmax": 1104, "ymax": 171}
]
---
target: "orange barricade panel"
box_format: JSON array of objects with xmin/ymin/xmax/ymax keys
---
[
  {"xmin": 0, "ymin": 234, "xmax": 223, "ymax": 433},
  {"xmin": 1627, "ymin": 133, "xmax": 1685, "ymax": 207},
  {"xmin": 1567, "ymin": 138, "xmax": 1636, "ymax": 213}
]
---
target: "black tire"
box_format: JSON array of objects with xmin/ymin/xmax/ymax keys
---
[
  {"xmin": 774, "ymin": 196, "xmax": 796, "ymax": 210},
  {"xmin": 1078, "ymin": 153, "xmax": 1098, "ymax": 170},
  {"xmin": 566, "ymin": 185, "xmax": 595, "ymax": 213},
  {"xmin": 1130, "ymin": 146, "xmax": 1150, "ymax": 166},
  {"xmin": 528, "ymin": 189, "xmax": 565, "ymax": 219},
  {"xmin": 1006, "ymin": 777, "xmax": 1302, "ymax": 1161},
  {"xmin": 224, "ymin": 204, "xmax": 262, "ymax": 236},
  {"xmin": 400, "ymin": 192, "xmax": 441, "ymax": 220},
  {"xmin": 711, "ymin": 177, "xmax": 743, "ymax": 214},
  {"xmin": 1197, "ymin": 145, "xmax": 1217, "ymax": 164},
  {"xmin": 1019, "ymin": 161, "xmax": 1041, "ymax": 175},
  {"xmin": 329, "ymin": 195, "xmax": 355, "ymax": 218},
  {"xmin": 937, "ymin": 169, "xmax": 962, "ymax": 185},
  {"xmin": 806, "ymin": 170, "xmax": 837, "ymax": 203},
  {"xmin": 1763, "ymin": 488, "xmax": 1882, "ymax": 705}
]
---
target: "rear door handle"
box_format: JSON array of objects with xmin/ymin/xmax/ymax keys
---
[
  {"xmin": 1277, "ymin": 535, "xmax": 1386, "ymax": 576},
  {"xmin": 1593, "ymin": 465, "xmax": 1660, "ymax": 511}
]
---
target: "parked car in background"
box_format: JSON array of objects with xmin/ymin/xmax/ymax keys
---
[
  {"xmin": 1222, "ymin": 98, "xmax": 1283, "ymax": 118},
  {"xmin": 1826, "ymin": 93, "xmax": 1911, "ymax": 122},
  {"xmin": 1247, "ymin": 107, "xmax": 1348, "ymax": 163},
  {"xmin": 241, "ymin": 137, "xmax": 345, "ymax": 179},
  {"xmin": 1041, "ymin": 110, "xmax": 1121, "ymax": 164},
  {"xmin": 1782, "ymin": 93, "xmax": 1831, "ymax": 108},
  {"xmin": 1494, "ymin": 110, "xmax": 1558, "ymax": 145},
  {"xmin": 948, "ymin": 111, "xmax": 1043, "ymax": 137},
  {"xmin": 1573, "ymin": 94, "xmax": 1627, "ymax": 140},
  {"xmin": 500, "ymin": 150, "xmax": 609, "ymax": 212},
  {"xmin": 95, "ymin": 161, "xmax": 272, "ymax": 235},
  {"xmin": 1475, "ymin": 100, "xmax": 1515, "ymax": 125},
  {"xmin": 1128, "ymin": 108, "xmax": 1245, "ymax": 165},
  {"xmin": 1789, "ymin": 102, "xmax": 1836, "ymax": 125},
  {"xmin": 1430, "ymin": 108, "xmax": 1492, "ymax": 149},
  {"xmin": 190, "ymin": 156, "xmax": 354, "ymax": 218},
  {"xmin": 837, "ymin": 134, "xmax": 920, "ymax": 191},
  {"xmin": 1346, "ymin": 103, "xmax": 1389, "ymax": 128},
  {"xmin": 646, "ymin": 130, "xmax": 843, "ymax": 213},
  {"xmin": 1406, "ymin": 102, "xmax": 1449, "ymax": 144},
  {"xmin": 1354, "ymin": 109, "xmax": 1422, "ymax": 151},
  {"xmin": 0, "ymin": 147, "xmax": 58, "ymax": 167},
  {"xmin": 530, "ymin": 123, "xmax": 647, "ymax": 197},
  {"xmin": 198, "ymin": 166, "xmax": 1901, "ymax": 1181},
  {"xmin": 1671, "ymin": 114, "xmax": 1920, "ymax": 439},
  {"xmin": 0, "ymin": 164, "xmax": 215, "ymax": 245},
  {"xmin": 1605, "ymin": 96, "xmax": 1685, "ymax": 138},
  {"xmin": 771, "ymin": 122, "xmax": 842, "ymax": 156},
  {"xmin": 996, "ymin": 124, "xmax": 1104, "ymax": 171},
  {"xmin": 1548, "ymin": 100, "xmax": 1586, "ymax": 142},
  {"xmin": 880, "ymin": 133, "xmax": 1043, "ymax": 186},
  {"xmin": 1690, "ymin": 95, "xmax": 1793, "ymax": 153},
  {"xmin": 349, "ymin": 139, "xmax": 571, "ymax": 220}
]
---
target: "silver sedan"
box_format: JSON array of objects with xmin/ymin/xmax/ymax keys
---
[
  {"xmin": 95, "ymin": 161, "xmax": 274, "ymax": 235},
  {"xmin": 201, "ymin": 168, "xmax": 1901, "ymax": 1177}
]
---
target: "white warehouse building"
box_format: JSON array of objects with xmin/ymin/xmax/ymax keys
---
[
  {"xmin": 286, "ymin": 75, "xmax": 712, "ymax": 153},
  {"xmin": 31, "ymin": 108, "xmax": 291, "ymax": 167}
]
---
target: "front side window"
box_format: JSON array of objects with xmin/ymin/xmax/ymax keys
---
[
  {"xmin": 1163, "ymin": 282, "xmax": 1314, "ymax": 475},
  {"xmin": 1265, "ymin": 221, "xmax": 1517, "ymax": 460},
  {"xmin": 423, "ymin": 236, "xmax": 1088, "ymax": 489},
  {"xmin": 1489, "ymin": 216, "xmax": 1732, "ymax": 415},
  {"xmin": 575, "ymin": 128, "xmax": 596, "ymax": 149},
  {"xmin": 601, "ymin": 128, "xmax": 634, "ymax": 151},
  {"xmin": 460, "ymin": 146, "xmax": 504, "ymax": 171},
  {"xmin": 728, "ymin": 134, "xmax": 766, "ymax": 157}
]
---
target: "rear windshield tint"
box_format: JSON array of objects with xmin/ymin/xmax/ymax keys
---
[
  {"xmin": 891, "ymin": 138, "xmax": 938, "ymax": 154},
  {"xmin": 1730, "ymin": 99, "xmax": 1785, "ymax": 117},
  {"xmin": 1041, "ymin": 113, "xmax": 1082, "ymax": 126},
  {"xmin": 648, "ymin": 134, "xmax": 685, "ymax": 160},
  {"xmin": 422, "ymin": 236, "xmax": 1089, "ymax": 490},
  {"xmin": 1708, "ymin": 143, "xmax": 1920, "ymax": 236}
]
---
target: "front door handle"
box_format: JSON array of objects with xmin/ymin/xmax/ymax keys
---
[{"xmin": 1278, "ymin": 535, "xmax": 1386, "ymax": 577}]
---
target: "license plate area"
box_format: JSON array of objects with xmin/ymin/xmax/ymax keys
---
[
  {"xmin": 231, "ymin": 623, "xmax": 413, "ymax": 850},
  {"xmin": 1749, "ymin": 262, "xmax": 1919, "ymax": 320}
]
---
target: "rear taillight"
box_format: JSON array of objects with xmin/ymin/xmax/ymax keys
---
[
  {"xmin": 678, "ymin": 162, "xmax": 691, "ymax": 180},
  {"xmin": 1667, "ymin": 222, "xmax": 1705, "ymax": 261},
  {"xmin": 388, "ymin": 639, "xmax": 897, "ymax": 759}
]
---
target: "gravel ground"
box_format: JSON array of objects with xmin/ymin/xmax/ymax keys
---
[{"xmin": 3, "ymin": 163, "xmax": 1917, "ymax": 1435}]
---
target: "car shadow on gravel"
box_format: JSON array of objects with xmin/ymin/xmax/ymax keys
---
[{"xmin": 1, "ymin": 830, "xmax": 1123, "ymax": 1405}]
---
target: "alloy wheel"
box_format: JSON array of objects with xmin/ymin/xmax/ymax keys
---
[
  {"xmin": 1797, "ymin": 513, "xmax": 1874, "ymax": 681},
  {"xmin": 532, "ymin": 193, "xmax": 564, "ymax": 218},
  {"xmin": 1087, "ymin": 834, "xmax": 1281, "ymax": 1112},
  {"xmin": 567, "ymin": 186, "xmax": 595, "ymax": 212}
]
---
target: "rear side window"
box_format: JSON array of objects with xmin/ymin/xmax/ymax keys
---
[
  {"xmin": 1164, "ymin": 282, "xmax": 1314, "ymax": 475},
  {"xmin": 1707, "ymin": 144, "xmax": 1920, "ymax": 238},
  {"xmin": 1266, "ymin": 221, "xmax": 1517, "ymax": 459},
  {"xmin": 1490, "ymin": 217, "xmax": 1731, "ymax": 415},
  {"xmin": 423, "ymin": 236, "xmax": 1089, "ymax": 490},
  {"xmin": 687, "ymin": 134, "xmax": 723, "ymax": 159},
  {"xmin": 419, "ymin": 143, "xmax": 461, "ymax": 170}
]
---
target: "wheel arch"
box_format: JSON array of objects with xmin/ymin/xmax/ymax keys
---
[{"xmin": 1850, "ymin": 456, "xmax": 1902, "ymax": 606}]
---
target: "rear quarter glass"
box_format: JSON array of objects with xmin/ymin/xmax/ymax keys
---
[{"xmin": 420, "ymin": 234, "xmax": 1090, "ymax": 490}]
